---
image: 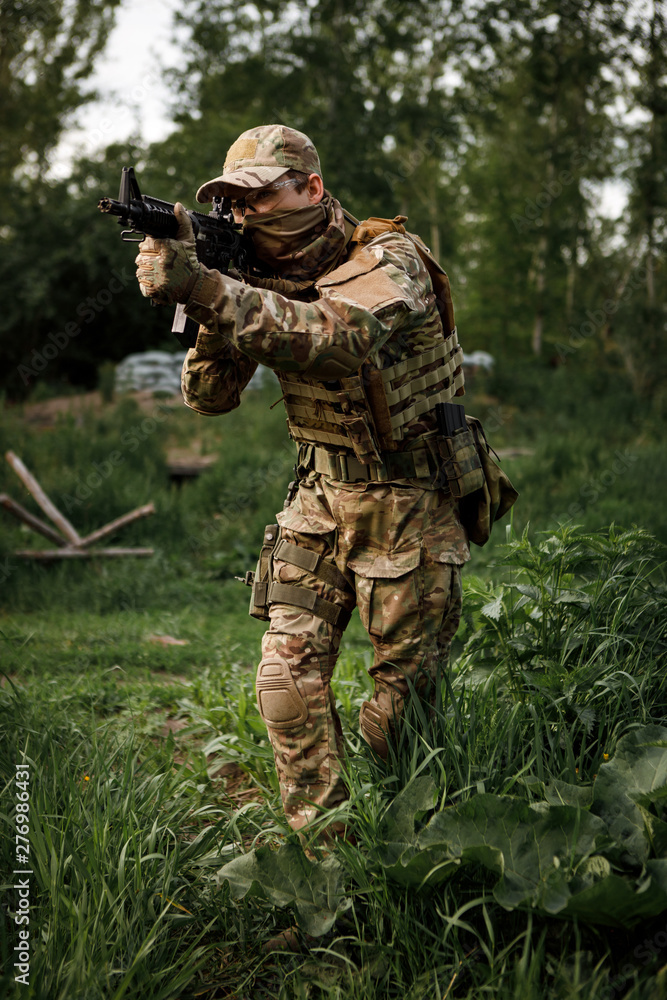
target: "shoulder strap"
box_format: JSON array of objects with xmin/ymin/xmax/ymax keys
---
[
  {"xmin": 351, "ymin": 215, "xmax": 408, "ymax": 243},
  {"xmin": 351, "ymin": 216, "xmax": 455, "ymax": 333}
]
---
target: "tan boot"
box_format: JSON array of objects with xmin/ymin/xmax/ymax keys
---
[{"xmin": 262, "ymin": 926, "xmax": 312, "ymax": 953}]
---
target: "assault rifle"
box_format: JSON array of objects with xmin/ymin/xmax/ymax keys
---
[{"xmin": 98, "ymin": 166, "xmax": 255, "ymax": 349}]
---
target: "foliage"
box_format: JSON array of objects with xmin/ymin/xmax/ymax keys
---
[
  {"xmin": 1, "ymin": 1, "xmax": 666, "ymax": 403},
  {"xmin": 1, "ymin": 686, "xmax": 221, "ymax": 1000},
  {"xmin": 217, "ymin": 527, "xmax": 667, "ymax": 941},
  {"xmin": 2, "ymin": 518, "xmax": 667, "ymax": 997},
  {"xmin": 221, "ymin": 722, "xmax": 667, "ymax": 937},
  {"xmin": 376, "ymin": 727, "xmax": 667, "ymax": 925},
  {"xmin": 0, "ymin": 0, "xmax": 121, "ymax": 218},
  {"xmin": 615, "ymin": 2, "xmax": 667, "ymax": 398},
  {"xmin": 217, "ymin": 845, "xmax": 351, "ymax": 936},
  {"xmin": 0, "ymin": 144, "xmax": 178, "ymax": 400},
  {"xmin": 459, "ymin": 0, "xmax": 627, "ymax": 357}
]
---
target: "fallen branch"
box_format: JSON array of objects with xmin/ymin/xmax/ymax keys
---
[
  {"xmin": 5, "ymin": 449, "xmax": 83, "ymax": 546},
  {"xmin": 79, "ymin": 503, "xmax": 156, "ymax": 547},
  {"xmin": 0, "ymin": 493, "xmax": 69, "ymax": 547},
  {"xmin": 2, "ymin": 451, "xmax": 156, "ymax": 560}
]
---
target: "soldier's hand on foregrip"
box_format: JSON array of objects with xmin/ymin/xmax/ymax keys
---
[{"xmin": 135, "ymin": 202, "xmax": 203, "ymax": 305}]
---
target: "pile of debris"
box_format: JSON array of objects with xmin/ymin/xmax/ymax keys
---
[{"xmin": 115, "ymin": 351, "xmax": 186, "ymax": 395}]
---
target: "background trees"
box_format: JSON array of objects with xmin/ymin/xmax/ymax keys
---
[
  {"xmin": 0, "ymin": 0, "xmax": 663, "ymax": 407},
  {"xmin": 0, "ymin": 0, "xmax": 121, "ymax": 219}
]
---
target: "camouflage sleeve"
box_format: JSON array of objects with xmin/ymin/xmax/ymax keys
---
[
  {"xmin": 182, "ymin": 234, "xmax": 433, "ymax": 384},
  {"xmin": 181, "ymin": 327, "xmax": 258, "ymax": 415}
]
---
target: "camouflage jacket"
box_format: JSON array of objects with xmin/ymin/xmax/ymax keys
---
[
  {"xmin": 181, "ymin": 225, "xmax": 470, "ymax": 562},
  {"xmin": 182, "ymin": 227, "xmax": 464, "ymax": 461}
]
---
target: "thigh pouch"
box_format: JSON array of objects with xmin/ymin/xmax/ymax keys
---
[{"xmin": 244, "ymin": 527, "xmax": 352, "ymax": 629}]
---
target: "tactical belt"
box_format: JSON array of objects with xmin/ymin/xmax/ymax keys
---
[{"xmin": 299, "ymin": 443, "xmax": 441, "ymax": 484}]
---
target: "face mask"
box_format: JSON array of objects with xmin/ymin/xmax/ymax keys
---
[{"xmin": 242, "ymin": 202, "xmax": 329, "ymax": 265}]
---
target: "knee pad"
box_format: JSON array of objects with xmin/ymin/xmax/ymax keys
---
[
  {"xmin": 359, "ymin": 700, "xmax": 393, "ymax": 760},
  {"xmin": 256, "ymin": 660, "xmax": 308, "ymax": 731}
]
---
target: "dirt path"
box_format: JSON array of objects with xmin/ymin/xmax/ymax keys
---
[{"xmin": 11, "ymin": 390, "xmax": 183, "ymax": 428}]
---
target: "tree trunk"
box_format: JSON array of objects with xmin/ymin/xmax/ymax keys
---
[{"xmin": 532, "ymin": 232, "xmax": 548, "ymax": 355}]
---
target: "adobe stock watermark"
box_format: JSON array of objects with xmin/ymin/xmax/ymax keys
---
[
  {"xmin": 17, "ymin": 268, "xmax": 134, "ymax": 386},
  {"xmin": 511, "ymin": 145, "xmax": 604, "ymax": 234},
  {"xmin": 559, "ymin": 448, "xmax": 638, "ymax": 522},
  {"xmin": 383, "ymin": 128, "xmax": 448, "ymax": 190},
  {"xmin": 81, "ymin": 72, "xmax": 160, "ymax": 153},
  {"xmin": 482, "ymin": 404, "xmax": 510, "ymax": 436},
  {"xmin": 189, "ymin": 442, "xmax": 294, "ymax": 556},
  {"xmin": 599, "ymin": 918, "xmax": 667, "ymax": 999},
  {"xmin": 59, "ymin": 403, "xmax": 173, "ymax": 512},
  {"xmin": 554, "ymin": 262, "xmax": 651, "ymax": 363},
  {"xmin": 13, "ymin": 759, "xmax": 32, "ymax": 987}
]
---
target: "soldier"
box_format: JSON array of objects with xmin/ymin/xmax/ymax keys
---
[{"xmin": 135, "ymin": 124, "xmax": 474, "ymax": 842}]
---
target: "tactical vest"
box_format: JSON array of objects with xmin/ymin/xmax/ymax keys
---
[{"xmin": 277, "ymin": 216, "xmax": 466, "ymax": 484}]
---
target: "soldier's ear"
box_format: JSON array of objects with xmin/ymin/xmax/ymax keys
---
[{"xmin": 306, "ymin": 173, "xmax": 325, "ymax": 204}]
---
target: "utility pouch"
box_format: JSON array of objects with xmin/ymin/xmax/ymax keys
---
[
  {"xmin": 435, "ymin": 403, "xmax": 485, "ymax": 498},
  {"xmin": 459, "ymin": 416, "xmax": 519, "ymax": 547},
  {"xmin": 245, "ymin": 524, "xmax": 280, "ymax": 621},
  {"xmin": 337, "ymin": 375, "xmax": 383, "ymax": 465}
]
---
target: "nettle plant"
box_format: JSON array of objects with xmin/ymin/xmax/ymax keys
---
[
  {"xmin": 216, "ymin": 526, "xmax": 667, "ymax": 937},
  {"xmin": 456, "ymin": 524, "xmax": 666, "ymax": 777}
]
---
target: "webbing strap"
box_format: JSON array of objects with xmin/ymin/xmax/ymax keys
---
[
  {"xmin": 288, "ymin": 422, "xmax": 351, "ymax": 449},
  {"xmin": 281, "ymin": 379, "xmax": 341, "ymax": 403},
  {"xmin": 285, "ymin": 401, "xmax": 344, "ymax": 424},
  {"xmin": 267, "ymin": 581, "xmax": 351, "ymax": 627},
  {"xmin": 390, "ymin": 370, "xmax": 466, "ymax": 437},
  {"xmin": 384, "ymin": 352, "xmax": 462, "ymax": 407},
  {"xmin": 380, "ymin": 333, "xmax": 455, "ymax": 384},
  {"xmin": 274, "ymin": 539, "xmax": 350, "ymax": 592}
]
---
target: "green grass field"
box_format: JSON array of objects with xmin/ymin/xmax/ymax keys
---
[{"xmin": 1, "ymin": 362, "xmax": 666, "ymax": 998}]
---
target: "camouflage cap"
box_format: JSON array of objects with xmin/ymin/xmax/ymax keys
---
[{"xmin": 195, "ymin": 125, "xmax": 322, "ymax": 203}]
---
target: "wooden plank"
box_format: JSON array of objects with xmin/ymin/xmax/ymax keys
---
[
  {"xmin": 78, "ymin": 503, "xmax": 156, "ymax": 547},
  {"xmin": 5, "ymin": 450, "xmax": 83, "ymax": 546},
  {"xmin": 0, "ymin": 493, "xmax": 68, "ymax": 546}
]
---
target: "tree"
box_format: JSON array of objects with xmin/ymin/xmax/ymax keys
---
[
  {"xmin": 0, "ymin": 142, "xmax": 176, "ymax": 400},
  {"xmin": 0, "ymin": 0, "xmax": 121, "ymax": 220},
  {"xmin": 158, "ymin": 0, "xmax": 470, "ymax": 245},
  {"xmin": 455, "ymin": 0, "xmax": 629, "ymax": 358},
  {"xmin": 615, "ymin": 0, "xmax": 667, "ymax": 397}
]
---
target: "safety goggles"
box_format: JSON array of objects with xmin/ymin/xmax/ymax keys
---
[{"xmin": 231, "ymin": 177, "xmax": 303, "ymax": 216}]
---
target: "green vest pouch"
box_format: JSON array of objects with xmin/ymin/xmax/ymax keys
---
[{"xmin": 459, "ymin": 417, "xmax": 519, "ymax": 546}]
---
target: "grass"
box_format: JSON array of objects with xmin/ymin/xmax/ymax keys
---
[
  {"xmin": 1, "ymin": 359, "xmax": 666, "ymax": 997},
  {"xmin": 2, "ymin": 523, "xmax": 666, "ymax": 999}
]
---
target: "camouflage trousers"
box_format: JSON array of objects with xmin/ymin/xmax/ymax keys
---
[{"xmin": 256, "ymin": 472, "xmax": 469, "ymax": 834}]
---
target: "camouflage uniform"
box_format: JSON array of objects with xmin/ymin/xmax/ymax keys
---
[{"xmin": 177, "ymin": 126, "xmax": 471, "ymax": 832}]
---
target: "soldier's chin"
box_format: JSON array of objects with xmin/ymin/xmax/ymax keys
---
[
  {"xmin": 251, "ymin": 244, "xmax": 292, "ymax": 270},
  {"xmin": 252, "ymin": 246, "xmax": 279, "ymax": 265}
]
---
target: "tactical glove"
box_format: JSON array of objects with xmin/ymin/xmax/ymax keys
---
[{"xmin": 135, "ymin": 202, "xmax": 208, "ymax": 305}]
